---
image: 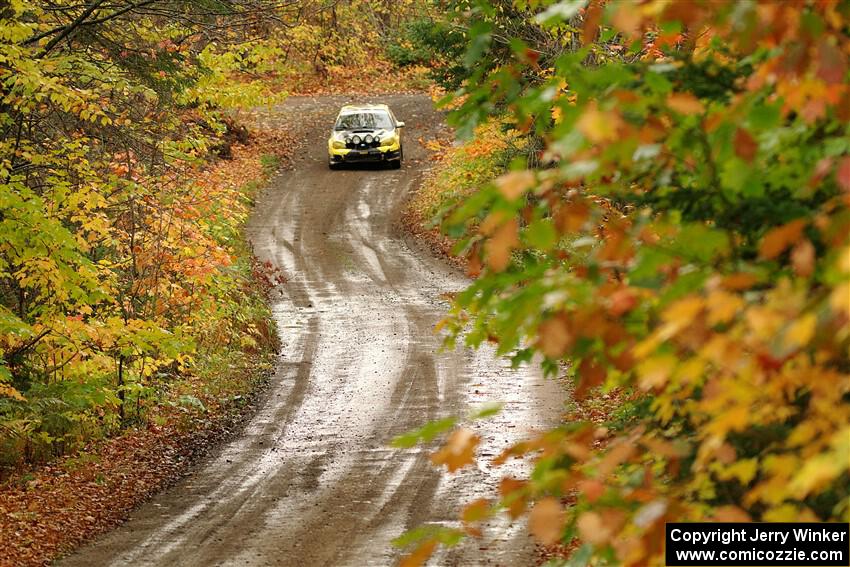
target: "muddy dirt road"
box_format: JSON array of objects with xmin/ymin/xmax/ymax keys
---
[{"xmin": 61, "ymin": 94, "xmax": 562, "ymax": 566}]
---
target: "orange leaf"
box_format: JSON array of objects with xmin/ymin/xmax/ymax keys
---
[
  {"xmin": 400, "ymin": 540, "xmax": 437, "ymax": 567},
  {"xmin": 578, "ymin": 479, "xmax": 605, "ymax": 503},
  {"xmin": 791, "ymin": 239, "xmax": 815, "ymax": 277},
  {"xmin": 577, "ymin": 511, "xmax": 613, "ymax": 546},
  {"xmin": 461, "ymin": 498, "xmax": 491, "ymax": 524},
  {"xmin": 576, "ymin": 358, "xmax": 606, "ymax": 399},
  {"xmin": 495, "ymin": 170, "xmax": 535, "ymax": 201},
  {"xmin": 836, "ymin": 156, "xmax": 850, "ymax": 193},
  {"xmin": 555, "ymin": 200, "xmax": 590, "ymax": 233},
  {"xmin": 538, "ymin": 315, "xmax": 573, "ymax": 358},
  {"xmin": 734, "ymin": 128, "xmax": 758, "ymax": 162},
  {"xmin": 582, "ymin": 0, "xmax": 603, "ymax": 45},
  {"xmin": 597, "ymin": 441, "xmax": 636, "ymax": 477},
  {"xmin": 608, "ymin": 286, "xmax": 638, "ymax": 316},
  {"xmin": 611, "ymin": 3, "xmax": 641, "ymax": 37},
  {"xmin": 577, "ymin": 103, "xmax": 623, "ymax": 143},
  {"xmin": 712, "ymin": 505, "xmax": 752, "ymax": 522},
  {"xmin": 667, "ymin": 92, "xmax": 704, "ymax": 115},
  {"xmin": 466, "ymin": 241, "xmax": 482, "ymax": 278},
  {"xmin": 720, "ymin": 272, "xmax": 760, "ymax": 290},
  {"xmin": 431, "ymin": 428, "xmax": 479, "ymax": 472},
  {"xmin": 759, "ymin": 219, "xmax": 807, "ymax": 259},
  {"xmin": 817, "ymin": 40, "xmax": 847, "ymax": 85},
  {"xmin": 499, "ymin": 477, "xmax": 527, "ymax": 519},
  {"xmin": 528, "ymin": 497, "xmax": 565, "ymax": 545},
  {"xmin": 485, "ymin": 218, "xmax": 519, "ymax": 272}
]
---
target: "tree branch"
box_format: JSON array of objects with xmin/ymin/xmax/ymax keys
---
[{"xmin": 34, "ymin": 0, "xmax": 108, "ymax": 57}]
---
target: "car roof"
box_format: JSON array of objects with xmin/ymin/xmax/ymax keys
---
[{"xmin": 338, "ymin": 104, "xmax": 390, "ymax": 114}]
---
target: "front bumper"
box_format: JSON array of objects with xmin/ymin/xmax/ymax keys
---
[{"xmin": 329, "ymin": 142, "xmax": 401, "ymax": 163}]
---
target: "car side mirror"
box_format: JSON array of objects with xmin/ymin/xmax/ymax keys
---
[{"xmin": 396, "ymin": 121, "xmax": 405, "ymax": 128}]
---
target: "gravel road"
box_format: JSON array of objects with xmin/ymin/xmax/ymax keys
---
[{"xmin": 60, "ymin": 94, "xmax": 562, "ymax": 567}]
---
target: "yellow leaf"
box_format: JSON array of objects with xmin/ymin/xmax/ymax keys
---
[
  {"xmin": 829, "ymin": 282, "xmax": 849, "ymax": 318},
  {"xmin": 719, "ymin": 458, "xmax": 758, "ymax": 485},
  {"xmin": 551, "ymin": 105, "xmax": 563, "ymax": 124},
  {"xmin": 660, "ymin": 295, "xmax": 705, "ymax": 337},
  {"xmin": 763, "ymin": 503, "xmax": 818, "ymax": 522},
  {"xmin": 787, "ymin": 421, "xmax": 817, "ymax": 447},
  {"xmin": 706, "ymin": 290, "xmax": 743, "ymax": 326},
  {"xmin": 789, "ymin": 427, "xmax": 850, "ymax": 498},
  {"xmin": 745, "ymin": 305, "xmax": 784, "ymax": 342},
  {"xmin": 0, "ymin": 383, "xmax": 25, "ymax": 402},
  {"xmin": 636, "ymin": 354, "xmax": 677, "ymax": 390},
  {"xmin": 706, "ymin": 405, "xmax": 749, "ymax": 437},
  {"xmin": 784, "ymin": 313, "xmax": 817, "ymax": 349},
  {"xmin": 675, "ymin": 357, "xmax": 706, "ymax": 385}
]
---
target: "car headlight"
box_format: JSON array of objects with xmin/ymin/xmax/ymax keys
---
[
  {"xmin": 380, "ymin": 135, "xmax": 397, "ymax": 147},
  {"xmin": 332, "ymin": 140, "xmax": 345, "ymax": 149},
  {"xmin": 351, "ymin": 135, "xmax": 361, "ymax": 145},
  {"xmin": 364, "ymin": 134, "xmax": 373, "ymax": 144}
]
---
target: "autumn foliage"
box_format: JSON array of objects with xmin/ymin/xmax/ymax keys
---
[
  {"xmin": 403, "ymin": 0, "xmax": 850, "ymax": 565},
  {"xmin": 0, "ymin": 0, "xmax": 297, "ymax": 470}
]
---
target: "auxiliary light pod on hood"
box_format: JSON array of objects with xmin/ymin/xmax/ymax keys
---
[{"xmin": 342, "ymin": 129, "xmax": 390, "ymax": 149}]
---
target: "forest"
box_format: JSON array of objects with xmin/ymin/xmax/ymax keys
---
[{"xmin": 2, "ymin": 1, "xmax": 849, "ymax": 566}]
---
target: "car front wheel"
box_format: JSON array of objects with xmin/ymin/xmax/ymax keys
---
[{"xmin": 390, "ymin": 146, "xmax": 403, "ymax": 169}]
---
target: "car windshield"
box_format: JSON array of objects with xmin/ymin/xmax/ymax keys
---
[{"xmin": 335, "ymin": 111, "xmax": 393, "ymax": 130}]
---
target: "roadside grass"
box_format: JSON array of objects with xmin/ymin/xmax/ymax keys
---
[
  {"xmin": 260, "ymin": 154, "xmax": 281, "ymax": 176},
  {"xmin": 403, "ymin": 122, "xmax": 522, "ymax": 265}
]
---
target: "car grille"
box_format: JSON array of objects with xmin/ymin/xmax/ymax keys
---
[{"xmin": 347, "ymin": 150, "xmax": 380, "ymax": 160}]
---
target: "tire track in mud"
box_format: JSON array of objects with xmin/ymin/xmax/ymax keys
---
[{"xmin": 60, "ymin": 94, "xmax": 563, "ymax": 567}]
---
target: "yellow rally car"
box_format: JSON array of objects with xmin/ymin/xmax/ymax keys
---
[{"xmin": 328, "ymin": 104, "xmax": 405, "ymax": 170}]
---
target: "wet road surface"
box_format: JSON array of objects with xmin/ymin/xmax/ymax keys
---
[{"xmin": 60, "ymin": 94, "xmax": 563, "ymax": 567}]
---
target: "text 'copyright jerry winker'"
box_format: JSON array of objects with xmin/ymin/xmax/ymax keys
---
[{"xmin": 665, "ymin": 523, "xmax": 849, "ymax": 566}]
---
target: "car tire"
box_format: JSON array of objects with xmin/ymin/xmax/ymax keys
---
[{"xmin": 390, "ymin": 146, "xmax": 403, "ymax": 169}]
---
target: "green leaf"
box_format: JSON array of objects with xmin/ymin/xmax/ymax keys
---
[
  {"xmin": 748, "ymin": 103, "xmax": 781, "ymax": 130},
  {"xmin": 390, "ymin": 416, "xmax": 457, "ymax": 448},
  {"xmin": 525, "ymin": 219, "xmax": 558, "ymax": 250},
  {"xmin": 469, "ymin": 402, "xmax": 503, "ymax": 420},
  {"xmin": 674, "ymin": 224, "xmax": 730, "ymax": 262},
  {"xmin": 392, "ymin": 524, "xmax": 465, "ymax": 549}
]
